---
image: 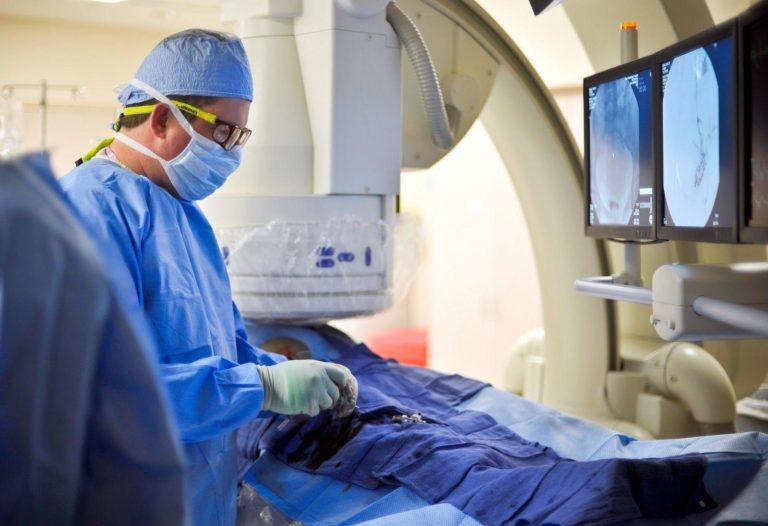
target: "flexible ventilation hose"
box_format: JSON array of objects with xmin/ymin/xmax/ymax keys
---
[{"xmin": 386, "ymin": 2, "xmax": 455, "ymax": 150}]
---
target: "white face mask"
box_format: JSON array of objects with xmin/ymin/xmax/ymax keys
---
[{"xmin": 114, "ymin": 78, "xmax": 242, "ymax": 201}]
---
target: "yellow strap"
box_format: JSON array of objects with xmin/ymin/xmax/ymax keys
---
[
  {"xmin": 78, "ymin": 137, "xmax": 115, "ymax": 165},
  {"xmin": 122, "ymin": 101, "xmax": 217, "ymax": 124},
  {"xmin": 122, "ymin": 104, "xmax": 158, "ymax": 117}
]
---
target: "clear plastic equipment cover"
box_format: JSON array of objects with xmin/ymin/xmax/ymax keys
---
[
  {"xmin": 236, "ymin": 482, "xmax": 302, "ymax": 526},
  {"xmin": 216, "ymin": 214, "xmax": 421, "ymax": 323}
]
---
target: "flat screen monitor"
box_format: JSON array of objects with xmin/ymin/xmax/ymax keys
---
[
  {"xmin": 658, "ymin": 22, "xmax": 739, "ymax": 242},
  {"xmin": 584, "ymin": 58, "xmax": 656, "ymax": 240},
  {"xmin": 740, "ymin": 2, "xmax": 768, "ymax": 243}
]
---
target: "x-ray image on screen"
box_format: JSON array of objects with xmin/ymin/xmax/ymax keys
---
[
  {"xmin": 748, "ymin": 18, "xmax": 768, "ymax": 227},
  {"xmin": 588, "ymin": 70, "xmax": 654, "ymax": 227},
  {"xmin": 662, "ymin": 36, "xmax": 735, "ymax": 228}
]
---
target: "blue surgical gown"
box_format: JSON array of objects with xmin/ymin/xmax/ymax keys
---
[
  {"xmin": 0, "ymin": 153, "xmax": 186, "ymax": 524},
  {"xmin": 61, "ymin": 156, "xmax": 283, "ymax": 526}
]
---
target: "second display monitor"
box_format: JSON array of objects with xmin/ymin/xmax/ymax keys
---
[{"xmin": 658, "ymin": 21, "xmax": 739, "ymax": 242}]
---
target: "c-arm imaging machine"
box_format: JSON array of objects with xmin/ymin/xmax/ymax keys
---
[{"xmin": 201, "ymin": 0, "xmax": 768, "ymax": 440}]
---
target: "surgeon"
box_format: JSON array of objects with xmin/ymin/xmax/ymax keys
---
[{"xmin": 61, "ymin": 29, "xmax": 357, "ymax": 525}]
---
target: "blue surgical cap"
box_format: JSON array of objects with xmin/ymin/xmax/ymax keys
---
[{"xmin": 118, "ymin": 29, "xmax": 253, "ymax": 105}]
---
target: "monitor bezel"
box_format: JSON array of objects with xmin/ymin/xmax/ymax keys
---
[
  {"xmin": 583, "ymin": 56, "xmax": 658, "ymax": 240},
  {"xmin": 656, "ymin": 20, "xmax": 740, "ymax": 243},
  {"xmin": 739, "ymin": 2, "xmax": 768, "ymax": 243}
]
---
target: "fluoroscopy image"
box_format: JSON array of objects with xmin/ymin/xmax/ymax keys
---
[
  {"xmin": 662, "ymin": 34, "xmax": 736, "ymax": 230},
  {"xmin": 663, "ymin": 48, "xmax": 720, "ymax": 227},
  {"xmin": 588, "ymin": 68, "xmax": 654, "ymax": 229},
  {"xmin": 589, "ymin": 77, "xmax": 640, "ymax": 225}
]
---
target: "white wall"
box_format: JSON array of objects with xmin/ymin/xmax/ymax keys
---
[
  {"xmin": 339, "ymin": 121, "xmax": 543, "ymax": 388},
  {"xmin": 0, "ymin": 16, "xmax": 212, "ymax": 176},
  {"xmin": 421, "ymin": 123, "xmax": 542, "ymax": 387}
]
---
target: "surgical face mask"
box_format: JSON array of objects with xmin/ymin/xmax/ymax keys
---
[{"xmin": 114, "ymin": 78, "xmax": 242, "ymax": 201}]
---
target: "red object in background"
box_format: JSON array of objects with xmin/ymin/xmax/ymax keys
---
[{"xmin": 367, "ymin": 327, "xmax": 428, "ymax": 366}]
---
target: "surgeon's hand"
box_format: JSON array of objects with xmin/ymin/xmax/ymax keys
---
[{"xmin": 257, "ymin": 360, "xmax": 357, "ymax": 417}]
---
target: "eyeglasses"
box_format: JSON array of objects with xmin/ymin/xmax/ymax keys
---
[{"xmin": 114, "ymin": 100, "xmax": 252, "ymax": 151}]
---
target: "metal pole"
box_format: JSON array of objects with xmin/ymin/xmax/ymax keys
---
[
  {"xmin": 1, "ymin": 82, "xmax": 81, "ymax": 152},
  {"xmin": 618, "ymin": 22, "xmax": 642, "ymax": 285},
  {"xmin": 692, "ymin": 296, "xmax": 768, "ymax": 337},
  {"xmin": 620, "ymin": 22, "xmax": 638, "ymax": 64},
  {"xmin": 603, "ymin": 21, "xmax": 643, "ymax": 377},
  {"xmin": 623, "ymin": 242, "xmax": 641, "ymax": 283},
  {"xmin": 575, "ymin": 277, "xmax": 653, "ymax": 305}
]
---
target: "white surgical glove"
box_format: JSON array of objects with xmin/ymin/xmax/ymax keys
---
[{"xmin": 257, "ymin": 360, "xmax": 357, "ymax": 417}]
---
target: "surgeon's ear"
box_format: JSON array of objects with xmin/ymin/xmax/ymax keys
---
[{"xmin": 148, "ymin": 103, "xmax": 171, "ymax": 138}]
